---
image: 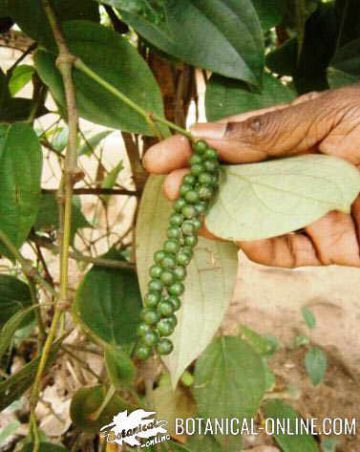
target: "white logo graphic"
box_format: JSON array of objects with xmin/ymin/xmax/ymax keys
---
[{"xmin": 100, "ymin": 409, "xmax": 170, "ymax": 448}]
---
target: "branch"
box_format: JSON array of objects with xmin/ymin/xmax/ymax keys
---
[{"xmin": 41, "ymin": 187, "xmax": 140, "ymax": 196}]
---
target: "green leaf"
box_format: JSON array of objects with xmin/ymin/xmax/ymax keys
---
[
  {"xmin": 0, "ymin": 420, "xmax": 20, "ymax": 445},
  {"xmin": 205, "ymin": 72, "xmax": 294, "ymax": 122},
  {"xmin": 334, "ymin": 0, "xmax": 360, "ymax": 48},
  {"xmin": 240, "ymin": 325, "xmax": 278, "ymax": 357},
  {"xmin": 0, "ymin": 275, "xmax": 32, "ymax": 327},
  {"xmin": 263, "ymin": 399, "xmax": 319, "ymax": 451},
  {"xmin": 205, "ymin": 155, "xmax": 360, "ymax": 241},
  {"xmin": 252, "ymin": 0, "xmax": 286, "ymax": 30},
  {"xmin": 113, "ymin": 0, "xmax": 264, "ymax": 85},
  {"xmin": 8, "ymin": 65, "xmax": 34, "ymax": 96},
  {"xmin": 327, "ymin": 67, "xmax": 358, "ymax": 89},
  {"xmin": 0, "ymin": 70, "xmax": 45, "ymax": 122},
  {"xmin": 73, "ymin": 257, "xmax": 142, "ymax": 347},
  {"xmin": 301, "ymin": 307, "xmax": 316, "ymax": 329},
  {"xmin": 104, "ymin": 345, "xmax": 135, "ymax": 388},
  {"xmin": 34, "ymin": 193, "xmax": 91, "ymax": 241},
  {"xmin": 332, "ymin": 38, "xmax": 360, "ymax": 76},
  {"xmin": 266, "ymin": 38, "xmax": 298, "ymax": 76},
  {"xmin": 8, "ymin": 0, "xmax": 99, "ymax": 47},
  {"xmin": 194, "ymin": 336, "xmax": 266, "ymax": 419},
  {"xmin": 79, "ymin": 130, "xmax": 113, "ymax": 156},
  {"xmin": 100, "ymin": 162, "xmax": 124, "ymax": 204},
  {"xmin": 304, "ymin": 347, "xmax": 327, "ymax": 386},
  {"xmin": 136, "ymin": 176, "xmax": 238, "ymax": 386},
  {"xmin": 70, "ymin": 385, "xmax": 128, "ymax": 433},
  {"xmin": 0, "ymin": 339, "xmax": 61, "ymax": 411},
  {"xmin": 0, "ymin": 305, "xmax": 36, "ymax": 360},
  {"xmin": 21, "ymin": 443, "xmax": 67, "ymax": 452},
  {"xmin": 153, "ymin": 373, "xmax": 196, "ymax": 436},
  {"xmin": 0, "ymin": 123, "xmax": 42, "ymax": 254},
  {"xmin": 34, "ymin": 20, "xmax": 165, "ymax": 135}
]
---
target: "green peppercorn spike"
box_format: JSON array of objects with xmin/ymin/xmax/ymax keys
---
[{"xmin": 137, "ymin": 139, "xmax": 220, "ymax": 360}]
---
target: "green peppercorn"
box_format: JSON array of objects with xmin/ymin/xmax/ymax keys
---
[
  {"xmin": 173, "ymin": 198, "xmax": 187, "ymax": 212},
  {"xmin": 198, "ymin": 185, "xmax": 213, "ymax": 201},
  {"xmin": 144, "ymin": 292, "xmax": 161, "ymax": 308},
  {"xmin": 135, "ymin": 344, "xmax": 152, "ymax": 360},
  {"xmin": 141, "ymin": 308, "xmax": 160, "ymax": 325},
  {"xmin": 157, "ymin": 300, "xmax": 174, "ymax": 317},
  {"xmin": 148, "ymin": 279, "xmax": 163, "ymax": 292},
  {"xmin": 179, "ymin": 183, "xmax": 192, "ymax": 196},
  {"xmin": 173, "ymin": 265, "xmax": 186, "ymax": 281},
  {"xmin": 176, "ymin": 251, "xmax": 191, "ymax": 266},
  {"xmin": 156, "ymin": 318, "xmax": 175, "ymax": 336},
  {"xmin": 184, "ymin": 190, "xmax": 199, "ymax": 204},
  {"xmin": 156, "ymin": 338, "xmax": 173, "ymax": 355},
  {"xmin": 181, "ymin": 246, "xmax": 193, "ymax": 257},
  {"xmin": 167, "ymin": 226, "xmax": 181, "ymax": 240},
  {"xmin": 160, "ymin": 270, "xmax": 175, "ymax": 286},
  {"xmin": 192, "ymin": 218, "xmax": 202, "ymax": 230},
  {"xmin": 149, "ymin": 264, "xmax": 162, "ymax": 279},
  {"xmin": 164, "ymin": 239, "xmax": 180, "ymax": 254},
  {"xmin": 204, "ymin": 148, "xmax": 218, "ymax": 160},
  {"xmin": 168, "ymin": 282, "xmax": 185, "ymax": 296},
  {"xmin": 194, "ymin": 140, "xmax": 208, "ymax": 154},
  {"xmin": 198, "ymin": 172, "xmax": 213, "ymax": 185},
  {"xmin": 189, "ymin": 154, "xmax": 203, "ymax": 166},
  {"xmin": 204, "ymin": 160, "xmax": 219, "ymax": 172},
  {"xmin": 170, "ymin": 213, "xmax": 184, "ymax": 227},
  {"xmin": 184, "ymin": 235, "xmax": 198, "ymax": 247},
  {"xmin": 168, "ymin": 296, "xmax": 181, "ymax": 311},
  {"xmin": 142, "ymin": 330, "xmax": 159, "ymax": 347},
  {"xmin": 191, "ymin": 163, "xmax": 205, "ymax": 176},
  {"xmin": 137, "ymin": 323, "xmax": 152, "ymax": 336},
  {"xmin": 161, "ymin": 254, "xmax": 177, "ymax": 269},
  {"xmin": 182, "ymin": 220, "xmax": 196, "ymax": 236},
  {"xmin": 166, "ymin": 314, "xmax": 178, "ymax": 328},
  {"xmin": 194, "ymin": 202, "xmax": 208, "ymax": 214},
  {"xmin": 182, "ymin": 205, "xmax": 197, "ymax": 219},
  {"xmin": 183, "ymin": 174, "xmax": 196, "ymax": 185},
  {"xmin": 154, "ymin": 250, "xmax": 166, "ymax": 264}
]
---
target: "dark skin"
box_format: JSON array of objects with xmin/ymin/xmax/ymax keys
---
[{"xmin": 143, "ymin": 84, "xmax": 360, "ymax": 268}]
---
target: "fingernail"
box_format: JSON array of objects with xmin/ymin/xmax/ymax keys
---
[{"xmin": 190, "ymin": 122, "xmax": 226, "ymax": 139}]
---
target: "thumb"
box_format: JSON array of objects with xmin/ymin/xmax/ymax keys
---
[{"xmin": 192, "ymin": 89, "xmax": 345, "ymax": 163}]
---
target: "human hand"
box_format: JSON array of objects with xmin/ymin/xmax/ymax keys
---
[{"xmin": 143, "ymin": 85, "xmax": 360, "ymax": 268}]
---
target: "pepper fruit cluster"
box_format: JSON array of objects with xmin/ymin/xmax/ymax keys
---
[{"xmin": 135, "ymin": 140, "xmax": 220, "ymax": 360}]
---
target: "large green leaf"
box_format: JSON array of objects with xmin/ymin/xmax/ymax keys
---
[
  {"xmin": 252, "ymin": 0, "xmax": 286, "ymax": 30},
  {"xmin": 73, "ymin": 256, "xmax": 142, "ymax": 347},
  {"xmin": 0, "ymin": 339, "xmax": 61, "ymax": 411},
  {"xmin": 0, "ymin": 305, "xmax": 36, "ymax": 360},
  {"xmin": 8, "ymin": 0, "xmax": 99, "ymax": 47},
  {"xmin": 0, "ymin": 275, "xmax": 32, "ymax": 327},
  {"xmin": 205, "ymin": 72, "xmax": 294, "ymax": 122},
  {"xmin": 263, "ymin": 399, "xmax": 319, "ymax": 451},
  {"xmin": 332, "ymin": 38, "xmax": 360, "ymax": 76},
  {"xmin": 70, "ymin": 385, "xmax": 128, "ymax": 433},
  {"xmin": 194, "ymin": 336, "xmax": 265, "ymax": 419},
  {"xmin": 136, "ymin": 176, "xmax": 238, "ymax": 386},
  {"xmin": 327, "ymin": 67, "xmax": 358, "ymax": 89},
  {"xmin": 0, "ymin": 123, "xmax": 42, "ymax": 254},
  {"xmin": 34, "ymin": 21, "xmax": 165, "ymax": 135},
  {"xmin": 104, "ymin": 345, "xmax": 135, "ymax": 389},
  {"xmin": 110, "ymin": 0, "xmax": 264, "ymax": 85},
  {"xmin": 205, "ymin": 155, "xmax": 360, "ymax": 241}
]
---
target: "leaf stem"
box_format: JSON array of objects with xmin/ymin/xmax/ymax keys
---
[{"xmin": 74, "ymin": 59, "xmax": 192, "ymax": 139}]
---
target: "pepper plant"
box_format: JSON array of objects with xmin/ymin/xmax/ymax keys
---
[{"xmin": 0, "ymin": 0, "xmax": 359, "ymax": 451}]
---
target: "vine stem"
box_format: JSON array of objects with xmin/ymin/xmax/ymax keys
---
[
  {"xmin": 30, "ymin": 1, "xmax": 80, "ymax": 449},
  {"xmin": 74, "ymin": 59, "xmax": 193, "ymax": 139}
]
